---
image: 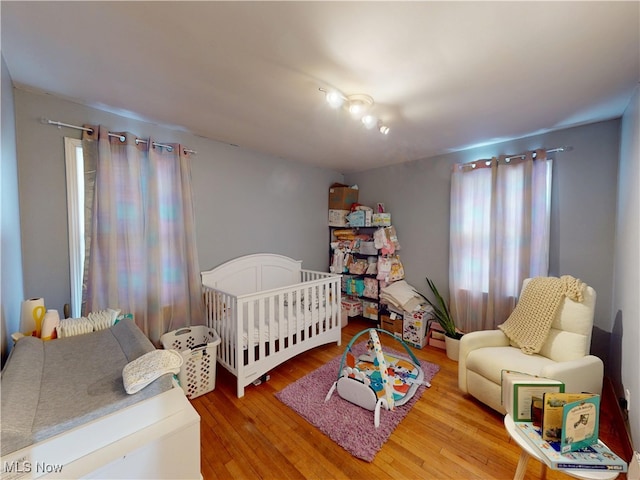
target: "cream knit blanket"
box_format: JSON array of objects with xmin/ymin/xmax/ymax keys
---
[{"xmin": 498, "ymin": 275, "xmax": 586, "ymax": 354}]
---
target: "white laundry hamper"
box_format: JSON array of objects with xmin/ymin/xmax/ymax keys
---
[{"xmin": 161, "ymin": 325, "xmax": 221, "ymax": 399}]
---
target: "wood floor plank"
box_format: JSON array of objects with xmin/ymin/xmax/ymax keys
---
[{"xmin": 190, "ymin": 317, "xmax": 627, "ymax": 479}]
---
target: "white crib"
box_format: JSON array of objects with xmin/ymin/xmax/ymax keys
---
[{"xmin": 201, "ymin": 253, "xmax": 342, "ymax": 397}]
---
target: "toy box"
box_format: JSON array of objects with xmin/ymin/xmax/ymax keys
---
[
  {"xmin": 341, "ymin": 297, "xmax": 362, "ymax": 317},
  {"xmin": 329, "ymin": 184, "xmax": 359, "ymax": 210},
  {"xmin": 403, "ymin": 306, "xmax": 434, "ymax": 349},
  {"xmin": 380, "ymin": 308, "xmax": 403, "ymax": 336},
  {"xmin": 372, "ymin": 213, "xmax": 391, "ymax": 226},
  {"xmin": 346, "ymin": 210, "xmax": 372, "ymax": 227},
  {"xmin": 329, "ymin": 209, "xmax": 349, "ymax": 226},
  {"xmin": 427, "ymin": 320, "xmax": 446, "ymax": 349},
  {"xmin": 362, "ymin": 300, "xmax": 378, "ymax": 321}
]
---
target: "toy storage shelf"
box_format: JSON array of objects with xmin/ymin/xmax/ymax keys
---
[{"xmin": 329, "ymin": 225, "xmax": 390, "ymax": 325}]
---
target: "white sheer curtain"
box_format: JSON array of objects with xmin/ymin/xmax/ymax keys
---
[
  {"xmin": 449, "ymin": 150, "xmax": 552, "ymax": 332},
  {"xmin": 81, "ymin": 126, "xmax": 204, "ymax": 344}
]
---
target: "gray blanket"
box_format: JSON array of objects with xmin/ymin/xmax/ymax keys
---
[{"xmin": 1, "ymin": 318, "xmax": 173, "ymax": 456}]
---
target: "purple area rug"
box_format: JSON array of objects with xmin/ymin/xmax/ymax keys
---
[{"xmin": 275, "ymin": 342, "xmax": 440, "ymax": 462}]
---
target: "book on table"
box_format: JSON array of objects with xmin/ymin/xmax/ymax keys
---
[
  {"xmin": 500, "ymin": 370, "xmax": 564, "ymax": 422},
  {"xmin": 541, "ymin": 392, "xmax": 600, "ymax": 452},
  {"xmin": 514, "ymin": 422, "xmax": 627, "ymax": 472}
]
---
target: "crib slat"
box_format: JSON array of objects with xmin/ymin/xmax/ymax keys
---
[
  {"xmin": 257, "ymin": 297, "xmax": 265, "ymax": 361},
  {"xmin": 286, "ymin": 289, "xmax": 294, "ymax": 347},
  {"xmin": 267, "ymin": 294, "xmax": 275, "ymax": 355},
  {"xmin": 277, "ymin": 292, "xmax": 285, "ymax": 353}
]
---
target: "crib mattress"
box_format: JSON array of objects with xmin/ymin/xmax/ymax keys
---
[{"xmin": 239, "ymin": 303, "xmax": 338, "ymax": 348}]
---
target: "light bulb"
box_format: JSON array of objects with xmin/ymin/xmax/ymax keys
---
[
  {"xmin": 325, "ymin": 91, "xmax": 344, "ymax": 109},
  {"xmin": 362, "ymin": 115, "xmax": 378, "ymax": 129},
  {"xmin": 349, "ymin": 101, "xmax": 366, "ymax": 118},
  {"xmin": 379, "ymin": 125, "xmax": 390, "ymax": 135}
]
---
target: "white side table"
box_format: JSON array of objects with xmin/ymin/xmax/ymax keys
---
[{"xmin": 504, "ymin": 414, "xmax": 619, "ymax": 480}]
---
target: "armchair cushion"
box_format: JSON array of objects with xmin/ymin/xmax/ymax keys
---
[
  {"xmin": 538, "ymin": 329, "xmax": 589, "ymax": 362},
  {"xmin": 538, "ymin": 283, "xmax": 596, "ymax": 361},
  {"xmin": 466, "ymin": 345, "xmax": 555, "ymax": 385}
]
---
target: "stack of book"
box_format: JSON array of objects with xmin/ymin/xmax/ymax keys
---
[
  {"xmin": 501, "ymin": 371, "xmax": 628, "ymax": 472},
  {"xmin": 501, "ymin": 370, "xmax": 564, "ymax": 422},
  {"xmin": 515, "ymin": 422, "xmax": 627, "ymax": 472}
]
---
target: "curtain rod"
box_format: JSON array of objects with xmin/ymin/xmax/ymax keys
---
[
  {"xmin": 41, "ymin": 118, "xmax": 197, "ymax": 155},
  {"xmin": 458, "ymin": 146, "xmax": 572, "ymax": 170},
  {"xmin": 504, "ymin": 146, "xmax": 572, "ymax": 161}
]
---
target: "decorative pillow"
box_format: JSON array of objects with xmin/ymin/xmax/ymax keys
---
[{"xmin": 122, "ymin": 349, "xmax": 183, "ymax": 395}]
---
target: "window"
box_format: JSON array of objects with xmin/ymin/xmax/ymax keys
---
[
  {"xmin": 63, "ymin": 127, "xmax": 202, "ymax": 342},
  {"xmin": 64, "ymin": 137, "xmax": 84, "ymax": 318},
  {"xmin": 449, "ymin": 153, "xmax": 552, "ymax": 331},
  {"xmin": 451, "ymin": 166, "xmax": 492, "ymax": 293}
]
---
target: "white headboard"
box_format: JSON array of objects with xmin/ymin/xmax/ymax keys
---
[{"xmin": 201, "ymin": 253, "xmax": 302, "ymax": 296}]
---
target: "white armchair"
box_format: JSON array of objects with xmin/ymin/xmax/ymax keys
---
[{"xmin": 458, "ymin": 278, "xmax": 603, "ymax": 413}]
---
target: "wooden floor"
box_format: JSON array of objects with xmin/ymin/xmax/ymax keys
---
[{"xmin": 190, "ymin": 317, "xmax": 627, "ymax": 480}]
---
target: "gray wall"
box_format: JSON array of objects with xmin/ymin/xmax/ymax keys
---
[
  {"xmin": 1, "ymin": 56, "xmax": 24, "ymax": 363},
  {"xmin": 345, "ymin": 120, "xmax": 620, "ymax": 353},
  {"xmin": 10, "ymin": 86, "xmax": 637, "ymax": 450},
  {"xmin": 13, "ymin": 86, "xmax": 622, "ymax": 334},
  {"xmin": 13, "ymin": 88, "xmax": 343, "ymax": 316},
  {"xmin": 346, "ymin": 116, "xmax": 640, "ymax": 447},
  {"xmin": 615, "ymin": 86, "xmax": 639, "ymax": 446}
]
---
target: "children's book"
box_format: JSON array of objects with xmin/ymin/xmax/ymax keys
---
[
  {"xmin": 501, "ymin": 370, "xmax": 564, "ymax": 422},
  {"xmin": 541, "ymin": 392, "xmax": 599, "ymax": 451},
  {"xmin": 560, "ymin": 394, "xmax": 600, "ymax": 452},
  {"xmin": 514, "ymin": 422, "xmax": 627, "ymax": 472}
]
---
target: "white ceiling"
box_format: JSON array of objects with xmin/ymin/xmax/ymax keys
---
[{"xmin": 2, "ymin": 1, "xmax": 639, "ymax": 173}]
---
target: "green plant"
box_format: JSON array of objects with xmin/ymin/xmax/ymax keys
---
[{"xmin": 418, "ymin": 278, "xmax": 463, "ymax": 339}]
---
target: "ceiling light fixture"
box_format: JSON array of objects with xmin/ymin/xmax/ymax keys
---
[
  {"xmin": 318, "ymin": 87, "xmax": 389, "ymax": 135},
  {"xmin": 361, "ymin": 114, "xmax": 378, "ymax": 129},
  {"xmin": 324, "ymin": 90, "xmax": 345, "ymax": 109},
  {"xmin": 346, "ymin": 93, "xmax": 374, "ymax": 119}
]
